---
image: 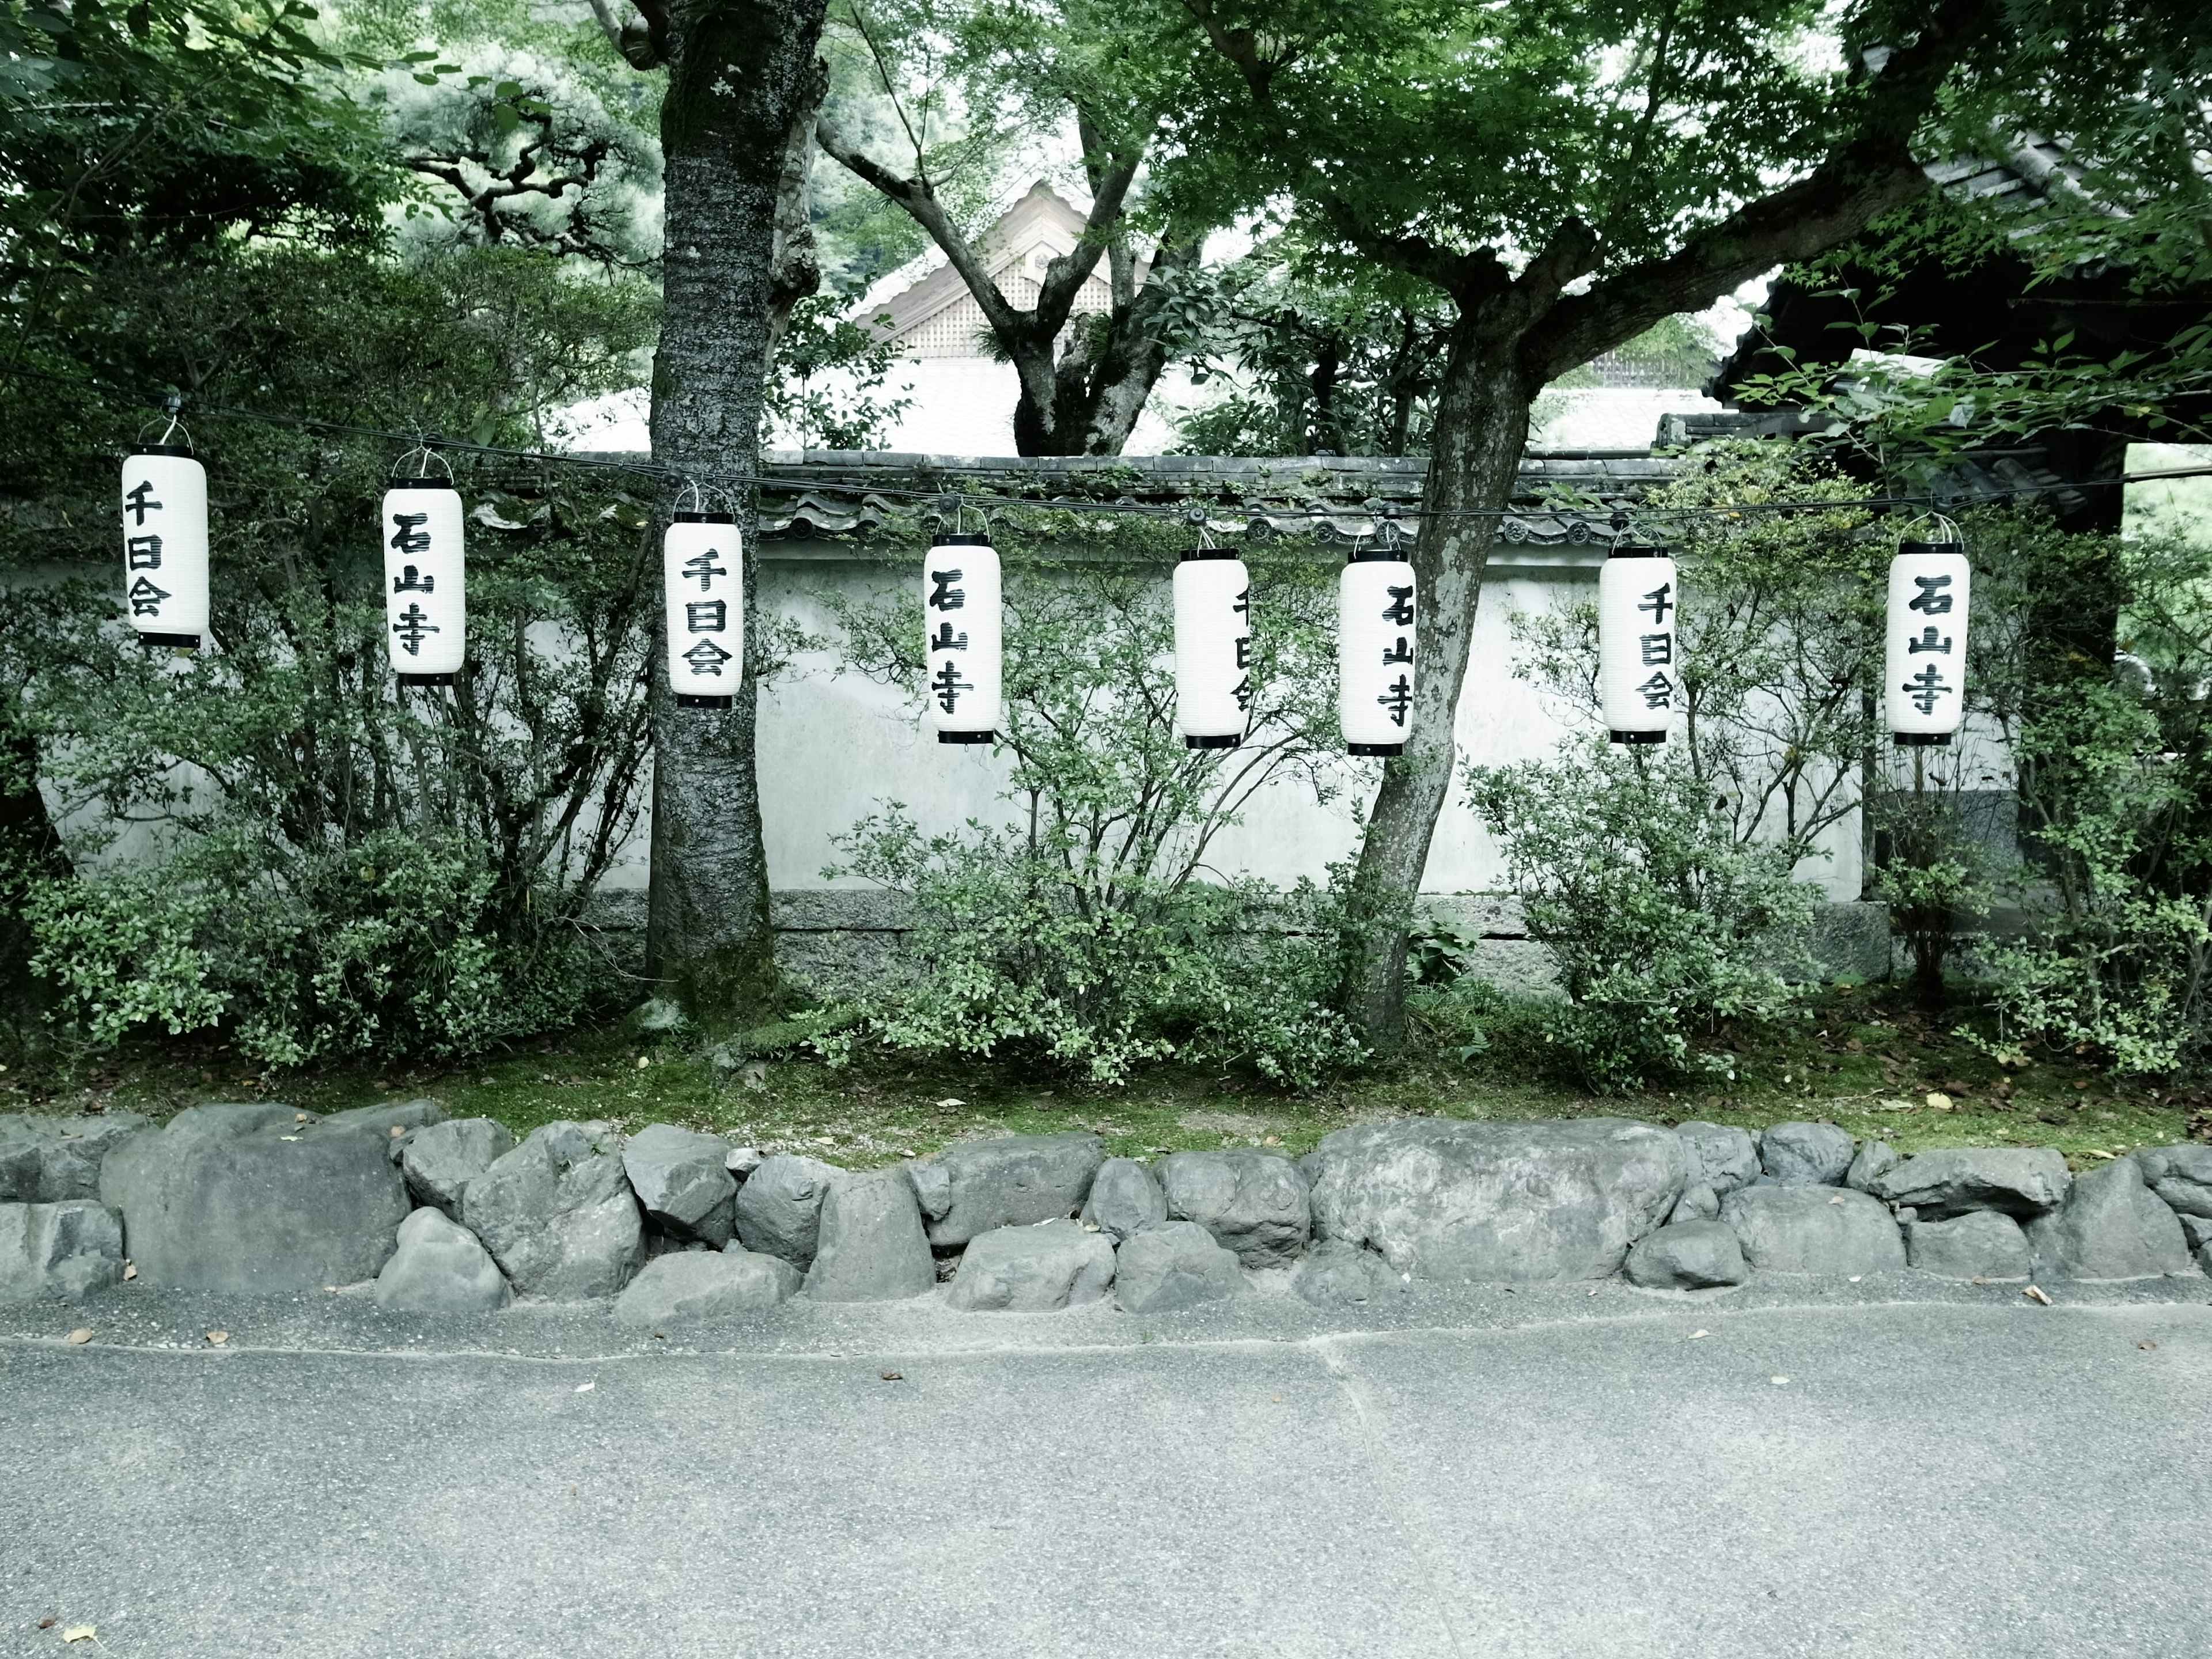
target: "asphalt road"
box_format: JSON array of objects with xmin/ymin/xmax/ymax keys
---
[{"xmin": 3, "ymin": 1282, "xmax": 2207, "ymax": 1658}]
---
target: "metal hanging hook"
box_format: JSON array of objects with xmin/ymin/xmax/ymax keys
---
[
  {"xmin": 676, "ymin": 477, "xmax": 704, "ymax": 516},
  {"xmin": 1184, "ymin": 504, "xmax": 1215, "ymax": 551},
  {"xmin": 135, "ymin": 393, "xmax": 194, "ymax": 450},
  {"xmin": 389, "ymin": 443, "xmax": 454, "ymax": 483}
]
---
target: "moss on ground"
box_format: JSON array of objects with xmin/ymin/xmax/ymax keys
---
[{"xmin": 3, "ymin": 983, "xmax": 2200, "ymax": 1172}]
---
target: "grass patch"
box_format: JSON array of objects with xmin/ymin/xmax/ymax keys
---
[{"xmin": 3, "ymin": 983, "xmax": 2202, "ymax": 1171}]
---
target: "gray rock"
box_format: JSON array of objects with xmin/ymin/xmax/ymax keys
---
[
  {"xmin": 804, "ymin": 1169, "xmax": 935, "ymax": 1302},
  {"xmin": 905, "ymin": 1133, "xmax": 1105, "ymax": 1248},
  {"xmin": 1114, "ymin": 1221, "xmax": 1245, "ymax": 1313},
  {"xmin": 730, "ymin": 1153, "xmax": 839, "ymax": 1268},
  {"xmin": 372, "ymin": 1207, "xmax": 512, "ymax": 1313},
  {"xmin": 1624, "ymin": 1220, "xmax": 1749, "ymax": 1290},
  {"xmin": 1668, "ymin": 1182, "xmax": 1721, "ymax": 1225},
  {"xmin": 315, "ymin": 1098, "xmax": 447, "ymax": 1139},
  {"xmin": 1159, "ymin": 1148, "xmax": 1312, "ymax": 1268},
  {"xmin": 622, "ymin": 1123, "xmax": 737, "ymax": 1246},
  {"xmin": 2134, "ymin": 1145, "xmax": 2212, "ymax": 1219},
  {"xmin": 1290, "ymin": 1238, "xmax": 1401, "ymax": 1308},
  {"xmin": 2024, "ymin": 1157, "xmax": 2194, "ymax": 1281},
  {"xmin": 1868, "ymin": 1147, "xmax": 2070, "ymax": 1219},
  {"xmin": 613, "ymin": 1248, "xmax": 801, "ymax": 1324},
  {"xmin": 532, "ymin": 1120, "xmax": 623, "ymax": 1162},
  {"xmin": 0, "ymin": 1201, "xmax": 124, "ymax": 1304},
  {"xmin": 1306, "ymin": 1118, "xmax": 1687, "ymax": 1282},
  {"xmin": 1674, "ymin": 1122, "xmax": 1759, "ymax": 1195},
  {"xmin": 115, "ymin": 1110, "xmax": 411, "ymax": 1293},
  {"xmin": 2180, "ymin": 1213, "xmax": 2212, "ymax": 1253},
  {"xmin": 2201, "ymin": 1238, "xmax": 2212, "ymax": 1278},
  {"xmin": 1758, "ymin": 1122, "xmax": 1856, "ymax": 1187},
  {"xmin": 1722, "ymin": 1185, "xmax": 1906, "ymax": 1275},
  {"xmin": 400, "ymin": 1119, "xmax": 516, "ymax": 1218},
  {"xmin": 1846, "ymin": 1140, "xmax": 1899, "ymax": 1194},
  {"xmin": 1906, "ymin": 1211, "xmax": 2032, "ymax": 1281},
  {"xmin": 726, "ymin": 1146, "xmax": 766, "ymax": 1179},
  {"xmin": 462, "ymin": 1125, "xmax": 645, "ymax": 1300},
  {"xmin": 0, "ymin": 1114, "xmax": 149, "ymax": 1203},
  {"xmin": 946, "ymin": 1219, "xmax": 1116, "ymax": 1312},
  {"xmin": 1080, "ymin": 1157, "xmax": 1169, "ymax": 1243}
]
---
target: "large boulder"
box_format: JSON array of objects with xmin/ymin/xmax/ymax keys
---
[
  {"xmin": 730, "ymin": 1153, "xmax": 839, "ymax": 1268},
  {"xmin": 2134, "ymin": 1145, "xmax": 2212, "ymax": 1220},
  {"xmin": 0, "ymin": 1113, "xmax": 149, "ymax": 1203},
  {"xmin": 1868, "ymin": 1147, "xmax": 2070, "ymax": 1219},
  {"xmin": 1845, "ymin": 1141, "xmax": 1899, "ymax": 1194},
  {"xmin": 2024, "ymin": 1157, "xmax": 2194, "ymax": 1281},
  {"xmin": 1722, "ymin": 1185, "xmax": 1906, "ymax": 1275},
  {"xmin": 804, "ymin": 1169, "xmax": 935, "ymax": 1303},
  {"xmin": 463, "ymin": 1124, "xmax": 645, "ymax": 1300},
  {"xmin": 372, "ymin": 1207, "xmax": 512, "ymax": 1313},
  {"xmin": 1114, "ymin": 1221, "xmax": 1245, "ymax": 1314},
  {"xmin": 1668, "ymin": 1183, "xmax": 1721, "ymax": 1225},
  {"xmin": 1306, "ymin": 1118, "xmax": 1688, "ymax": 1282},
  {"xmin": 113, "ymin": 1107, "xmax": 411, "ymax": 1293},
  {"xmin": 1906, "ymin": 1211, "xmax": 2032, "ymax": 1281},
  {"xmin": 1758, "ymin": 1122, "xmax": 1856, "ymax": 1187},
  {"xmin": 1675, "ymin": 1123, "xmax": 1759, "ymax": 1195},
  {"xmin": 2181, "ymin": 1213, "xmax": 2212, "ymax": 1253},
  {"xmin": 1159, "ymin": 1149, "xmax": 1311, "ymax": 1268},
  {"xmin": 946, "ymin": 1219, "xmax": 1116, "ymax": 1312},
  {"xmin": 0, "ymin": 1201, "xmax": 124, "ymax": 1304},
  {"xmin": 400, "ymin": 1119, "xmax": 516, "ymax": 1218},
  {"xmin": 904, "ymin": 1133, "xmax": 1104, "ymax": 1248},
  {"xmin": 1624, "ymin": 1221, "xmax": 1749, "ymax": 1290},
  {"xmin": 622, "ymin": 1124, "xmax": 737, "ymax": 1246},
  {"xmin": 315, "ymin": 1099, "xmax": 448, "ymax": 1138},
  {"xmin": 613, "ymin": 1248, "xmax": 801, "ymax": 1325},
  {"xmin": 1291, "ymin": 1238, "xmax": 1401, "ymax": 1308},
  {"xmin": 1080, "ymin": 1157, "xmax": 1168, "ymax": 1243}
]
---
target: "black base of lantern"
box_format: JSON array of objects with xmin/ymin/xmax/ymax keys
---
[
  {"xmin": 1185, "ymin": 734, "xmax": 1240, "ymax": 750},
  {"xmin": 1348, "ymin": 742, "xmax": 1404, "ymax": 757},
  {"xmin": 1894, "ymin": 733, "xmax": 1952, "ymax": 747},
  {"xmin": 676, "ymin": 694, "xmax": 734, "ymax": 709},
  {"xmin": 398, "ymin": 672, "xmax": 456, "ymax": 687},
  {"xmin": 937, "ymin": 730, "xmax": 994, "ymax": 744},
  {"xmin": 139, "ymin": 632, "xmax": 200, "ymax": 649},
  {"xmin": 1609, "ymin": 730, "xmax": 1666, "ymax": 745}
]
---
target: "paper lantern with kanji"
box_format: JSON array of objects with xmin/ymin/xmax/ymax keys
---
[
  {"xmin": 1885, "ymin": 541, "xmax": 1972, "ymax": 744},
  {"xmin": 1599, "ymin": 546, "xmax": 1677, "ymax": 743},
  {"xmin": 1174, "ymin": 550, "xmax": 1251, "ymax": 748},
  {"xmin": 664, "ymin": 512, "xmax": 743, "ymax": 707},
  {"xmin": 381, "ymin": 479, "xmax": 467, "ymax": 683},
  {"xmin": 1339, "ymin": 548, "xmax": 1416, "ymax": 754},
  {"xmin": 120, "ymin": 445, "xmax": 209, "ymax": 649},
  {"xmin": 922, "ymin": 531, "xmax": 1001, "ymax": 743}
]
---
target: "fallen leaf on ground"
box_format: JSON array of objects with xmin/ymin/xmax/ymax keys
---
[
  {"xmin": 1770, "ymin": 1376, "xmax": 1789, "ymax": 1386},
  {"xmin": 279, "ymin": 1135, "xmax": 300, "ymax": 1142},
  {"xmin": 36, "ymin": 1617, "xmax": 55, "ymax": 1629},
  {"xmin": 1688, "ymin": 1330, "xmax": 1710, "ymax": 1339},
  {"xmin": 61, "ymin": 1626, "xmax": 95, "ymax": 1643},
  {"xmin": 1926, "ymin": 1092, "xmax": 1955, "ymax": 1112},
  {"xmin": 1829, "ymin": 1195, "xmax": 1845, "ymax": 1205},
  {"xmin": 934, "ymin": 1098, "xmax": 964, "ymax": 1109},
  {"xmin": 389, "ymin": 1124, "xmax": 405, "ymax": 1137},
  {"xmin": 880, "ymin": 1370, "xmax": 904, "ymax": 1381},
  {"xmin": 65, "ymin": 1328, "xmax": 92, "ymax": 1345},
  {"xmin": 205, "ymin": 1331, "xmax": 228, "ymax": 1346},
  {"xmin": 2137, "ymin": 1339, "xmax": 2158, "ymax": 1351},
  {"xmin": 2025, "ymin": 1285, "xmax": 2054, "ymax": 1306},
  {"xmin": 574, "ymin": 1382, "xmax": 594, "ymax": 1393},
  {"xmin": 122, "ymin": 1262, "xmax": 135, "ymax": 1281},
  {"xmin": 2088, "ymin": 1149, "xmax": 2116, "ymax": 1160}
]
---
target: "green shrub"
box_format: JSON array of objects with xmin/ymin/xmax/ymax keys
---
[{"xmin": 1467, "ymin": 743, "xmax": 1819, "ymax": 1092}]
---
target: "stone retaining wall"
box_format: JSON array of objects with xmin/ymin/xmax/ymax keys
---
[{"xmin": 5, "ymin": 1106, "xmax": 2206, "ymax": 1318}]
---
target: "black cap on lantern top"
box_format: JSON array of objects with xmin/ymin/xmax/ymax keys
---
[
  {"xmin": 1348, "ymin": 546, "xmax": 1406, "ymax": 563},
  {"xmin": 1605, "ymin": 544, "xmax": 1669, "ymax": 559},
  {"xmin": 388, "ymin": 478, "xmax": 456, "ymax": 491},
  {"xmin": 1179, "ymin": 548, "xmax": 1239, "ymax": 562},
  {"xmin": 673, "ymin": 511, "xmax": 736, "ymax": 524},
  {"xmin": 933, "ymin": 530, "xmax": 990, "ymax": 546},
  {"xmin": 1897, "ymin": 540, "xmax": 1964, "ymax": 557},
  {"xmin": 130, "ymin": 444, "xmax": 196, "ymax": 459}
]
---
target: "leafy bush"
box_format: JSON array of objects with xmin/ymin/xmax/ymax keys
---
[
  {"xmin": 1467, "ymin": 744, "xmax": 1818, "ymax": 1092},
  {"xmin": 805, "ymin": 524, "xmax": 1365, "ymax": 1086}
]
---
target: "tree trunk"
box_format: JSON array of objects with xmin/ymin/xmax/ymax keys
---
[
  {"xmin": 0, "ymin": 730, "xmax": 71, "ymax": 1055},
  {"xmin": 1009, "ymin": 238, "xmax": 1203, "ymax": 456},
  {"xmin": 1340, "ymin": 316, "xmax": 1532, "ymax": 1045},
  {"xmin": 643, "ymin": 0, "xmax": 828, "ymax": 1024}
]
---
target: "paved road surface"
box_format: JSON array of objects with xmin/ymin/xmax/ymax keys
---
[{"xmin": 2, "ymin": 1281, "xmax": 2207, "ymax": 1657}]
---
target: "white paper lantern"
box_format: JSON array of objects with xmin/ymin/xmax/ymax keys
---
[
  {"xmin": 664, "ymin": 512, "xmax": 743, "ymax": 707},
  {"xmin": 1339, "ymin": 550, "xmax": 1416, "ymax": 753},
  {"xmin": 1174, "ymin": 550, "xmax": 1251, "ymax": 748},
  {"xmin": 1884, "ymin": 541, "xmax": 1971, "ymax": 744},
  {"xmin": 381, "ymin": 479, "xmax": 467, "ymax": 683},
  {"xmin": 1600, "ymin": 547, "xmax": 1678, "ymax": 743},
  {"xmin": 923, "ymin": 531, "xmax": 1001, "ymax": 743},
  {"xmin": 120, "ymin": 445, "xmax": 209, "ymax": 648}
]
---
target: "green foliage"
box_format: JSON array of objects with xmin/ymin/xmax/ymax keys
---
[
  {"xmin": 804, "ymin": 529, "xmax": 1365, "ymax": 1085},
  {"xmin": 1468, "ymin": 744, "xmax": 1819, "ymax": 1093},
  {"xmin": 763, "ymin": 294, "xmax": 915, "ymax": 449}
]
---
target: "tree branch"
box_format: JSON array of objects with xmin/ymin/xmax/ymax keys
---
[{"xmin": 583, "ymin": 0, "xmax": 664, "ymax": 70}]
